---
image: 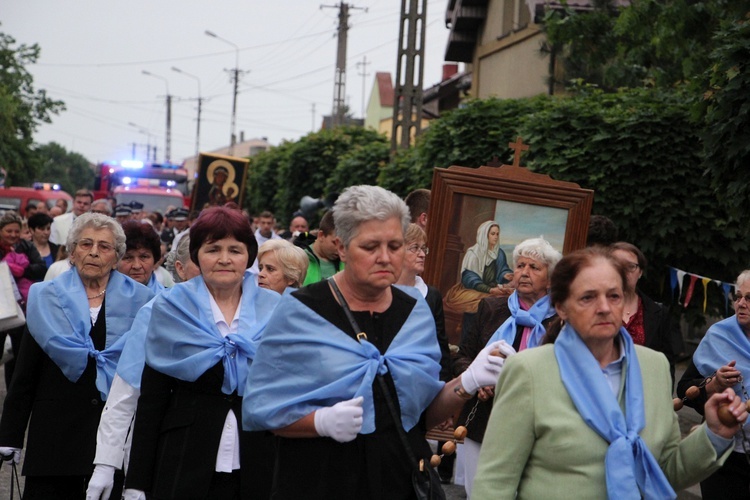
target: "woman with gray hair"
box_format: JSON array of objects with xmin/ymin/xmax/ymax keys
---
[
  {"xmin": 86, "ymin": 236, "xmax": 200, "ymax": 500},
  {"xmin": 0, "ymin": 213, "xmax": 154, "ymax": 499},
  {"xmin": 453, "ymin": 236, "xmax": 562, "ymax": 498},
  {"xmin": 244, "ymin": 185, "xmax": 509, "ymax": 499},
  {"xmin": 257, "ymin": 238, "xmax": 308, "ymax": 293}
]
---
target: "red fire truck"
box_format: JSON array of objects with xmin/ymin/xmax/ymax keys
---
[{"xmin": 94, "ymin": 160, "xmax": 190, "ymax": 214}]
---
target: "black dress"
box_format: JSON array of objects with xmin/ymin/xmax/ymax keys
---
[
  {"xmin": 0, "ymin": 302, "xmax": 123, "ymax": 499},
  {"xmin": 271, "ymin": 282, "xmax": 437, "ymax": 500}
]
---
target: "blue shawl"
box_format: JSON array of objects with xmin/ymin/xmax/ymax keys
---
[
  {"xmin": 27, "ymin": 269, "xmax": 154, "ymax": 399},
  {"xmin": 146, "ymin": 273, "xmax": 165, "ymax": 294},
  {"xmin": 243, "ymin": 285, "xmax": 444, "ymax": 434},
  {"xmin": 693, "ymin": 316, "xmax": 750, "ymax": 395},
  {"xmin": 488, "ymin": 292, "xmax": 554, "ymax": 349},
  {"xmin": 554, "ymin": 324, "xmax": 676, "ymax": 500},
  {"xmin": 145, "ymin": 271, "xmax": 279, "ymax": 396}
]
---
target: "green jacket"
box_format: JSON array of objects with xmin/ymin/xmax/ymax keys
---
[
  {"xmin": 473, "ymin": 344, "xmax": 730, "ymax": 499},
  {"xmin": 302, "ymin": 246, "xmax": 343, "ymax": 286}
]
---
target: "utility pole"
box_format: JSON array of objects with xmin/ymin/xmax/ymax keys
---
[
  {"xmin": 356, "ymin": 55, "xmax": 370, "ymax": 119},
  {"xmin": 172, "ymin": 67, "xmax": 203, "ymax": 161},
  {"xmin": 205, "ymin": 30, "xmax": 247, "ymax": 155},
  {"xmin": 391, "ymin": 0, "xmax": 427, "ymax": 151},
  {"xmin": 322, "ymin": 3, "xmax": 366, "ymax": 128},
  {"xmin": 142, "ymin": 70, "xmax": 173, "ymax": 162}
]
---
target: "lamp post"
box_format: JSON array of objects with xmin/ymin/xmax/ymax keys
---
[
  {"xmin": 128, "ymin": 122, "xmax": 156, "ymax": 162},
  {"xmin": 142, "ymin": 70, "xmax": 172, "ymax": 162},
  {"xmin": 205, "ymin": 29, "xmax": 241, "ymax": 155},
  {"xmin": 171, "ymin": 66, "xmax": 202, "ymax": 162}
]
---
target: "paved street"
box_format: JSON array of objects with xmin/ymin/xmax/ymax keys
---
[{"xmin": 0, "ymin": 360, "xmax": 705, "ymax": 498}]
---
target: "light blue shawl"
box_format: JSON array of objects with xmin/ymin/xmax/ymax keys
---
[
  {"xmin": 554, "ymin": 324, "xmax": 676, "ymax": 499},
  {"xmin": 243, "ymin": 285, "xmax": 444, "ymax": 434},
  {"xmin": 487, "ymin": 292, "xmax": 554, "ymax": 349},
  {"xmin": 27, "ymin": 269, "xmax": 154, "ymax": 399},
  {"xmin": 145, "ymin": 271, "xmax": 279, "ymax": 396}
]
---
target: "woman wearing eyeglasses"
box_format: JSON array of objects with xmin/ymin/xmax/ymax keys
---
[
  {"xmin": 611, "ymin": 241, "xmax": 683, "ymax": 383},
  {"xmin": 676, "ymin": 269, "xmax": 750, "ymax": 499},
  {"xmin": 0, "ymin": 213, "xmax": 154, "ymax": 498},
  {"xmin": 395, "ymin": 223, "xmax": 451, "ymax": 380}
]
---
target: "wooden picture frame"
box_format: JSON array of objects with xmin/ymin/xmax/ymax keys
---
[{"xmin": 423, "ymin": 156, "xmax": 594, "ymax": 345}]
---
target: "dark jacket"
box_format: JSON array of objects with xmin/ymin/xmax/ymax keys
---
[
  {"xmin": 0, "ymin": 307, "xmax": 106, "ymax": 476},
  {"xmin": 126, "ymin": 362, "xmax": 274, "ymax": 499},
  {"xmin": 453, "ymin": 295, "xmax": 555, "ymax": 442},
  {"xmin": 639, "ymin": 290, "xmax": 683, "ymax": 384},
  {"xmin": 13, "ymin": 239, "xmax": 46, "ymax": 282}
]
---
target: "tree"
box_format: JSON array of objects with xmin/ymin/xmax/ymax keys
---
[
  {"xmin": 35, "ymin": 142, "xmax": 95, "ymax": 193},
  {"xmin": 0, "ymin": 30, "xmax": 64, "ymax": 186},
  {"xmin": 700, "ymin": 16, "xmax": 750, "ymax": 219},
  {"xmin": 543, "ymin": 0, "xmax": 750, "ymax": 90}
]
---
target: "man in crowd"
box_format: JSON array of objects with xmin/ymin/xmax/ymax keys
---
[
  {"xmin": 168, "ymin": 208, "xmax": 191, "ymax": 252},
  {"xmin": 297, "ymin": 211, "xmax": 342, "ymax": 286},
  {"xmin": 289, "ymin": 214, "xmax": 309, "ymax": 235},
  {"xmin": 49, "ymin": 189, "xmax": 93, "ymax": 245},
  {"xmin": 254, "ymin": 210, "xmax": 282, "ymax": 246},
  {"xmin": 114, "ymin": 204, "xmax": 133, "ymax": 224},
  {"xmin": 404, "ymin": 188, "xmax": 430, "ymax": 232}
]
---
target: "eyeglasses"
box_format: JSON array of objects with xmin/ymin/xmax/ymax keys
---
[
  {"xmin": 733, "ymin": 293, "xmax": 750, "ymax": 304},
  {"xmin": 407, "ymin": 244, "xmax": 429, "ymax": 255},
  {"xmin": 76, "ymin": 239, "xmax": 115, "ymax": 254},
  {"xmin": 623, "ymin": 262, "xmax": 640, "ymax": 273}
]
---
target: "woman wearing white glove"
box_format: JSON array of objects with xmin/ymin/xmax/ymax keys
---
[{"xmin": 244, "ymin": 186, "xmax": 511, "ymax": 499}]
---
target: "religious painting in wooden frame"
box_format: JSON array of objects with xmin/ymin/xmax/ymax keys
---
[
  {"xmin": 422, "ymin": 139, "xmax": 594, "ymax": 344},
  {"xmin": 191, "ymin": 153, "xmax": 249, "ymax": 211}
]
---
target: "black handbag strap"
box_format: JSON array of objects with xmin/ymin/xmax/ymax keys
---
[{"xmin": 327, "ymin": 278, "xmax": 422, "ymax": 470}]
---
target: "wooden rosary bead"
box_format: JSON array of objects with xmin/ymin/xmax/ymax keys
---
[
  {"xmin": 454, "ymin": 425, "xmax": 468, "ymax": 440},
  {"xmin": 685, "ymin": 386, "xmax": 700, "ymax": 400},
  {"xmin": 490, "ymin": 349, "xmax": 507, "ymax": 359},
  {"xmin": 672, "ymin": 398, "xmax": 684, "ymax": 411},
  {"xmin": 441, "ymin": 440, "xmax": 457, "ymax": 455},
  {"xmin": 746, "ymin": 400, "xmax": 750, "ymax": 413},
  {"xmin": 430, "ymin": 454, "xmax": 442, "ymax": 468},
  {"xmin": 717, "ymin": 403, "xmax": 737, "ymax": 426}
]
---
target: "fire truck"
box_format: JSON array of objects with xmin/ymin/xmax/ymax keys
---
[{"xmin": 93, "ymin": 160, "xmax": 190, "ymax": 214}]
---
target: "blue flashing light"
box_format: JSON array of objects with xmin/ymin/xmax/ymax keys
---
[
  {"xmin": 166, "ymin": 180, "xmax": 176, "ymax": 187},
  {"xmin": 122, "ymin": 177, "xmax": 132, "ymax": 185},
  {"xmin": 121, "ymin": 160, "xmax": 144, "ymax": 169}
]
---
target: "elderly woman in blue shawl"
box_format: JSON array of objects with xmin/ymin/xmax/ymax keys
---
[
  {"xmin": 244, "ymin": 185, "xmax": 509, "ymax": 499},
  {"xmin": 474, "ymin": 247, "xmax": 746, "ymax": 499},
  {"xmin": 85, "ymin": 235, "xmax": 200, "ymax": 500},
  {"xmin": 0, "ymin": 213, "xmax": 154, "ymax": 499},
  {"xmin": 677, "ymin": 269, "xmax": 750, "ymax": 499},
  {"xmin": 453, "ymin": 236, "xmax": 561, "ymax": 498},
  {"xmin": 117, "ymin": 220, "xmax": 165, "ymax": 294},
  {"xmin": 122, "ymin": 206, "xmax": 281, "ymax": 500}
]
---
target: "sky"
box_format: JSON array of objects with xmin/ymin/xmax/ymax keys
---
[{"xmin": 4, "ymin": 0, "xmax": 453, "ymax": 167}]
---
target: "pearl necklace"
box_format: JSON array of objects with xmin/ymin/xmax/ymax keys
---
[{"xmin": 87, "ymin": 289, "xmax": 106, "ymax": 300}]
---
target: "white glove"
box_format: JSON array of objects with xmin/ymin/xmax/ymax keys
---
[
  {"xmin": 86, "ymin": 464, "xmax": 115, "ymax": 500},
  {"xmin": 461, "ymin": 340, "xmax": 516, "ymax": 394},
  {"xmin": 314, "ymin": 396, "xmax": 364, "ymax": 443},
  {"xmin": 122, "ymin": 489, "xmax": 146, "ymax": 500},
  {"xmin": 0, "ymin": 446, "xmax": 21, "ymax": 465}
]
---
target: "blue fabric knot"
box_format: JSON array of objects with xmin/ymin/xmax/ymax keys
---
[
  {"xmin": 376, "ymin": 356, "xmax": 388, "ymax": 376},
  {"xmin": 224, "ymin": 338, "xmax": 238, "ymax": 358},
  {"xmin": 488, "ymin": 292, "xmax": 555, "ymax": 349}
]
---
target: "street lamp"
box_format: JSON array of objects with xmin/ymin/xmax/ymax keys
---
[
  {"xmin": 172, "ymin": 66, "xmax": 202, "ymax": 162},
  {"xmin": 205, "ymin": 29, "xmax": 241, "ymax": 155},
  {"xmin": 142, "ymin": 70, "xmax": 172, "ymax": 163},
  {"xmin": 128, "ymin": 122, "xmax": 156, "ymax": 162}
]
